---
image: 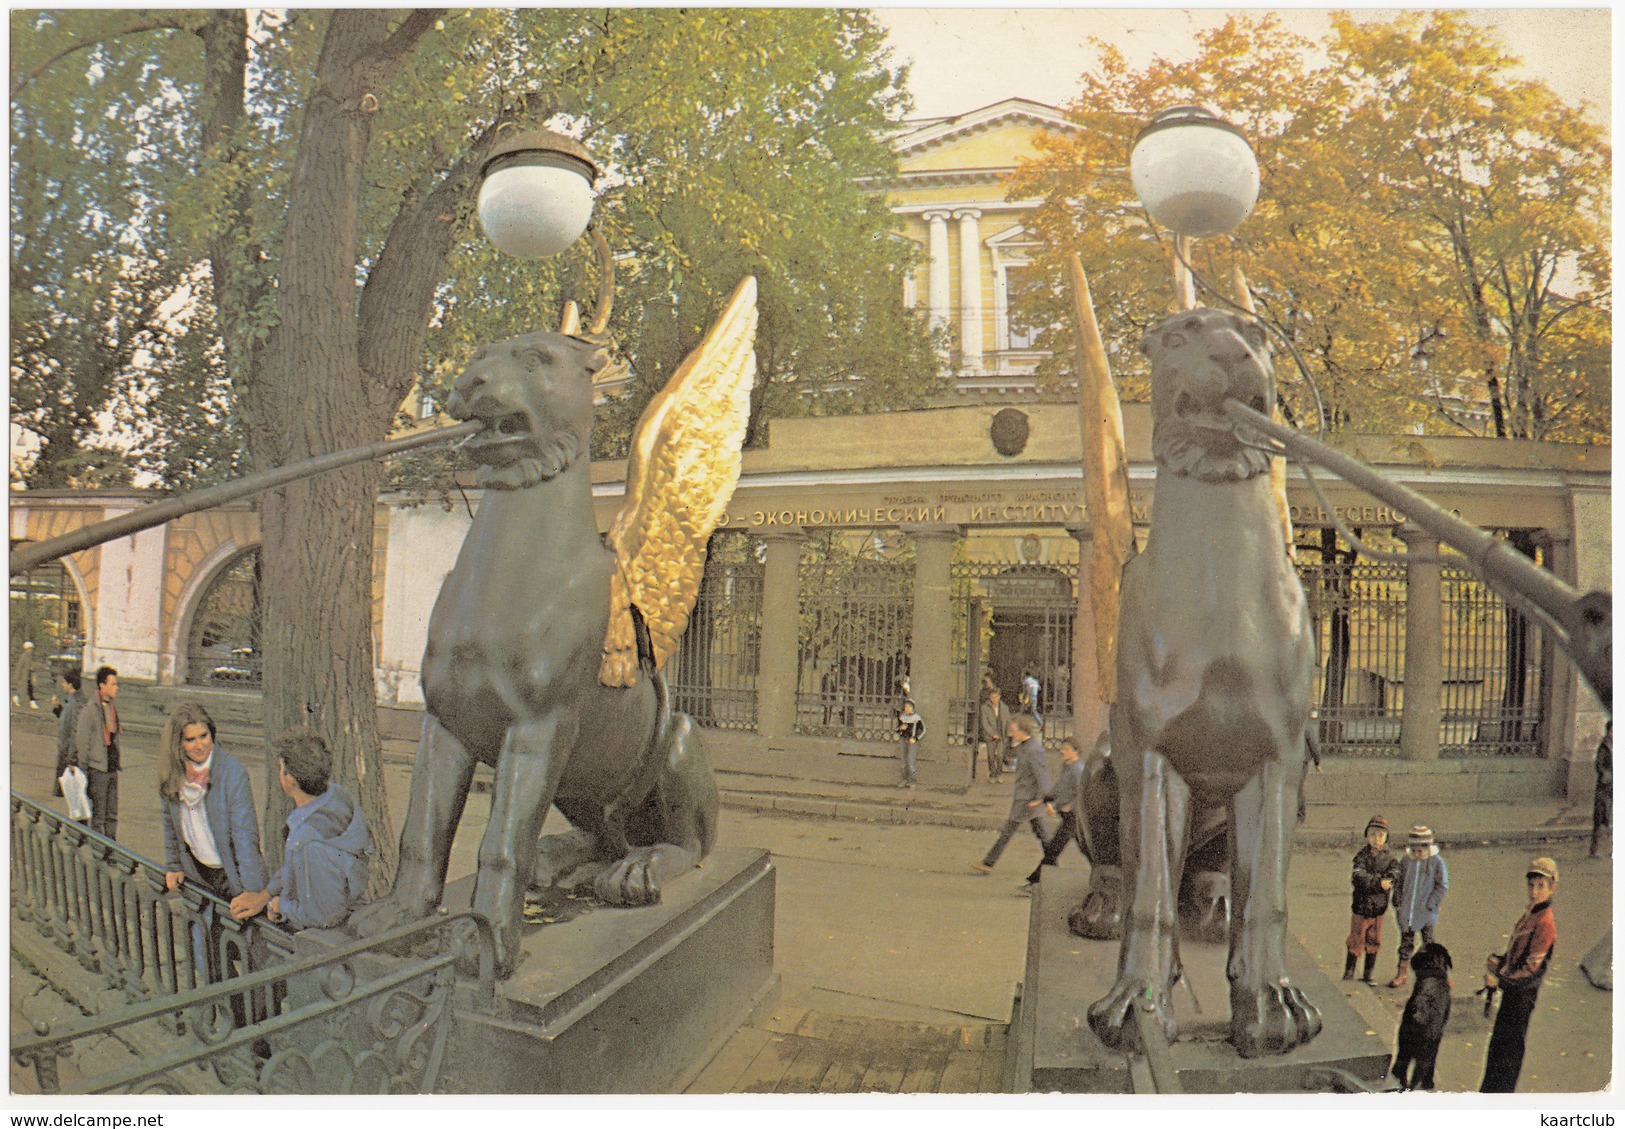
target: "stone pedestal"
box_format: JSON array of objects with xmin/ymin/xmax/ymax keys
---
[
  {"xmin": 1012, "ymin": 869, "xmax": 1390, "ymax": 1094},
  {"xmin": 441, "ymin": 846, "xmax": 777, "ymax": 1094}
]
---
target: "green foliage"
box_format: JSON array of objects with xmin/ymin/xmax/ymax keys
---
[{"xmin": 1008, "ymin": 12, "xmax": 1610, "ymax": 442}]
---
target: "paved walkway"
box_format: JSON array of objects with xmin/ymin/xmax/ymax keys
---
[{"xmin": 714, "ymin": 766, "xmax": 1597, "ymax": 850}]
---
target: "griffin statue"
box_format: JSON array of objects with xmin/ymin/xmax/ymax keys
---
[{"xmin": 351, "ymin": 279, "xmax": 758, "ymax": 977}]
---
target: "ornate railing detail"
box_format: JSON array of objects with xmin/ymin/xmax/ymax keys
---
[
  {"xmin": 11, "ymin": 909, "xmax": 495, "ymax": 1094},
  {"xmin": 10, "ymin": 793, "xmax": 297, "ymax": 1007},
  {"xmin": 12, "ymin": 792, "xmax": 497, "ymax": 1095}
]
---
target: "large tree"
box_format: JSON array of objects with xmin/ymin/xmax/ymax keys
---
[
  {"xmin": 11, "ymin": 9, "xmax": 934, "ymax": 880},
  {"xmin": 1007, "ymin": 12, "xmax": 1609, "ymax": 442}
]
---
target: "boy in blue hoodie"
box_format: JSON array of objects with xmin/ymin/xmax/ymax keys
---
[{"xmin": 234, "ymin": 727, "xmax": 370, "ymax": 930}]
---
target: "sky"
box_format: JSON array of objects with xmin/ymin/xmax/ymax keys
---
[{"xmin": 872, "ymin": 7, "xmax": 1613, "ymax": 133}]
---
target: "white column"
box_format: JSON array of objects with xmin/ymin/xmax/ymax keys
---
[
  {"xmin": 955, "ymin": 209, "xmax": 983, "ymax": 370},
  {"xmin": 923, "ymin": 211, "xmax": 951, "ymax": 333}
]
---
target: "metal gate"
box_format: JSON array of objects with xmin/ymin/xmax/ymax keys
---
[
  {"xmin": 951, "ymin": 561, "xmax": 1076, "ymax": 745},
  {"xmin": 1296, "ymin": 534, "xmax": 1546, "ymax": 758},
  {"xmin": 795, "ymin": 531, "xmax": 914, "ymax": 742},
  {"xmin": 665, "ymin": 531, "xmax": 764, "ymax": 731},
  {"xmin": 1442, "ymin": 562, "xmax": 1545, "ymax": 757}
]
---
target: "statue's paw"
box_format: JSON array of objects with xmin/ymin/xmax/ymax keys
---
[
  {"xmin": 593, "ymin": 845, "xmax": 693, "ymax": 906},
  {"xmin": 1087, "ymin": 977, "xmax": 1176, "ymax": 1054},
  {"xmin": 1067, "ymin": 867, "xmax": 1122, "ymax": 940},
  {"xmin": 531, "ymin": 828, "xmax": 601, "ymax": 891},
  {"xmin": 1228, "ymin": 980, "xmax": 1322, "ymax": 1058}
]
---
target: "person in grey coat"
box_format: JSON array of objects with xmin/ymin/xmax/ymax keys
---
[
  {"xmin": 1024, "ymin": 735, "xmax": 1085, "ymax": 888},
  {"xmin": 977, "ymin": 688, "xmax": 1012, "ymax": 783},
  {"xmin": 70, "ymin": 665, "xmax": 122, "ymax": 840},
  {"xmin": 157, "ymin": 701, "xmax": 268, "ymax": 908},
  {"xmin": 973, "ymin": 714, "xmax": 1052, "ymax": 873},
  {"xmin": 1389, "ymin": 823, "xmax": 1449, "ymax": 988}
]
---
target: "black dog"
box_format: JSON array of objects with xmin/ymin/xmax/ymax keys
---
[{"xmin": 1391, "ymin": 942, "xmax": 1453, "ymax": 1091}]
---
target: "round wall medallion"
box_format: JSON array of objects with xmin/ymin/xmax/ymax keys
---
[{"xmin": 990, "ymin": 408, "xmax": 1030, "ymax": 457}]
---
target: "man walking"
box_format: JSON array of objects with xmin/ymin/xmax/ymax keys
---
[
  {"xmin": 70, "ymin": 665, "xmax": 122, "ymax": 840},
  {"xmin": 973, "ymin": 714, "xmax": 1052, "ymax": 874}
]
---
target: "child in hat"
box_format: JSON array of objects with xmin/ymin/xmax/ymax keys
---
[
  {"xmin": 1480, "ymin": 857, "xmax": 1559, "ymax": 1092},
  {"xmin": 1345, "ymin": 815, "xmax": 1401, "ymax": 983},
  {"xmin": 1389, "ymin": 824, "xmax": 1449, "ymax": 988}
]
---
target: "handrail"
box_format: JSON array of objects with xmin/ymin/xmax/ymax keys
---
[{"xmin": 12, "ymin": 911, "xmax": 495, "ymax": 1095}]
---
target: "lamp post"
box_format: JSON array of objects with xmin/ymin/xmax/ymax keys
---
[
  {"xmin": 477, "ymin": 126, "xmax": 615, "ymax": 337},
  {"xmin": 1120, "ymin": 102, "xmax": 1610, "ymax": 712},
  {"xmin": 10, "ymin": 127, "xmax": 617, "ymax": 578},
  {"xmin": 1130, "ymin": 104, "xmax": 1261, "ymax": 308}
]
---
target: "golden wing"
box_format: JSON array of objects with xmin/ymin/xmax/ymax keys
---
[
  {"xmin": 1069, "ymin": 256, "xmax": 1137, "ymax": 704},
  {"xmin": 599, "ymin": 276, "xmax": 758, "ymax": 688}
]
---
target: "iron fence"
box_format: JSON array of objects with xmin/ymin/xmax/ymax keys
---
[
  {"xmin": 11, "ymin": 791, "xmax": 495, "ymax": 1095},
  {"xmin": 12, "ymin": 906, "xmax": 493, "ymax": 1095},
  {"xmin": 1299, "ymin": 556, "xmax": 1408, "ymax": 758},
  {"xmin": 950, "ymin": 560, "xmax": 1076, "ymax": 747},
  {"xmin": 795, "ymin": 532, "xmax": 915, "ymax": 742},
  {"xmin": 1442, "ymin": 563, "xmax": 1544, "ymax": 757},
  {"xmin": 665, "ymin": 532, "xmax": 764, "ymax": 731},
  {"xmin": 10, "ymin": 793, "xmax": 296, "ymax": 1007}
]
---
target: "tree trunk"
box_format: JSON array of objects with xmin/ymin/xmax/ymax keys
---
[{"xmin": 241, "ymin": 11, "xmax": 412, "ymax": 885}]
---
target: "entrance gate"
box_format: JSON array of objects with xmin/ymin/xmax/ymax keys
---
[{"xmin": 951, "ymin": 561, "xmax": 1076, "ymax": 745}]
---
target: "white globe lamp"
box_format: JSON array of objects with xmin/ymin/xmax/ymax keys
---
[
  {"xmin": 1130, "ymin": 105, "xmax": 1259, "ymax": 238},
  {"xmin": 477, "ymin": 129, "xmax": 600, "ymax": 259}
]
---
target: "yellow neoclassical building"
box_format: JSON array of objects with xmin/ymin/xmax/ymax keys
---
[{"xmin": 883, "ymin": 98, "xmax": 1076, "ymax": 394}]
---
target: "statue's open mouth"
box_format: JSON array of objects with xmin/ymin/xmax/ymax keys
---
[{"xmin": 456, "ymin": 409, "xmax": 534, "ymax": 462}]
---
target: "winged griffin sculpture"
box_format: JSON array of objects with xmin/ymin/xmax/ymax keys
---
[
  {"xmin": 1069, "ymin": 258, "xmax": 1321, "ymax": 1058},
  {"xmin": 351, "ymin": 279, "xmax": 757, "ymax": 977}
]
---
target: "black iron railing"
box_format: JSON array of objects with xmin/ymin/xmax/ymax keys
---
[
  {"xmin": 10, "ymin": 793, "xmax": 296, "ymax": 1005},
  {"xmin": 11, "ymin": 908, "xmax": 494, "ymax": 1094}
]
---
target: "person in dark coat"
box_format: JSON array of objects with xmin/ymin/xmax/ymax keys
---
[
  {"xmin": 973, "ymin": 714, "xmax": 1052, "ymax": 874},
  {"xmin": 1344, "ymin": 815, "xmax": 1400, "ymax": 983},
  {"xmin": 1480, "ymin": 857, "xmax": 1559, "ymax": 1092},
  {"xmin": 51, "ymin": 669, "xmax": 85, "ymax": 797},
  {"xmin": 1023, "ymin": 736, "xmax": 1085, "ymax": 889}
]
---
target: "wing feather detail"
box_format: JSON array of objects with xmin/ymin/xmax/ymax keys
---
[
  {"xmin": 599, "ymin": 276, "xmax": 758, "ymax": 688},
  {"xmin": 1069, "ymin": 256, "xmax": 1136, "ymax": 705}
]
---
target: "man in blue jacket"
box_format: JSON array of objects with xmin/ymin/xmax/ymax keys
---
[{"xmin": 232, "ymin": 727, "xmax": 370, "ymax": 930}]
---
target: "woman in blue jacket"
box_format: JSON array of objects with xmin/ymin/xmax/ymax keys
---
[
  {"xmin": 1388, "ymin": 824, "xmax": 1449, "ymax": 988},
  {"xmin": 158, "ymin": 702, "xmax": 268, "ymax": 918}
]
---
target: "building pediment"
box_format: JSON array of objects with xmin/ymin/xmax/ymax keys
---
[{"xmin": 882, "ymin": 98, "xmax": 1078, "ymax": 184}]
